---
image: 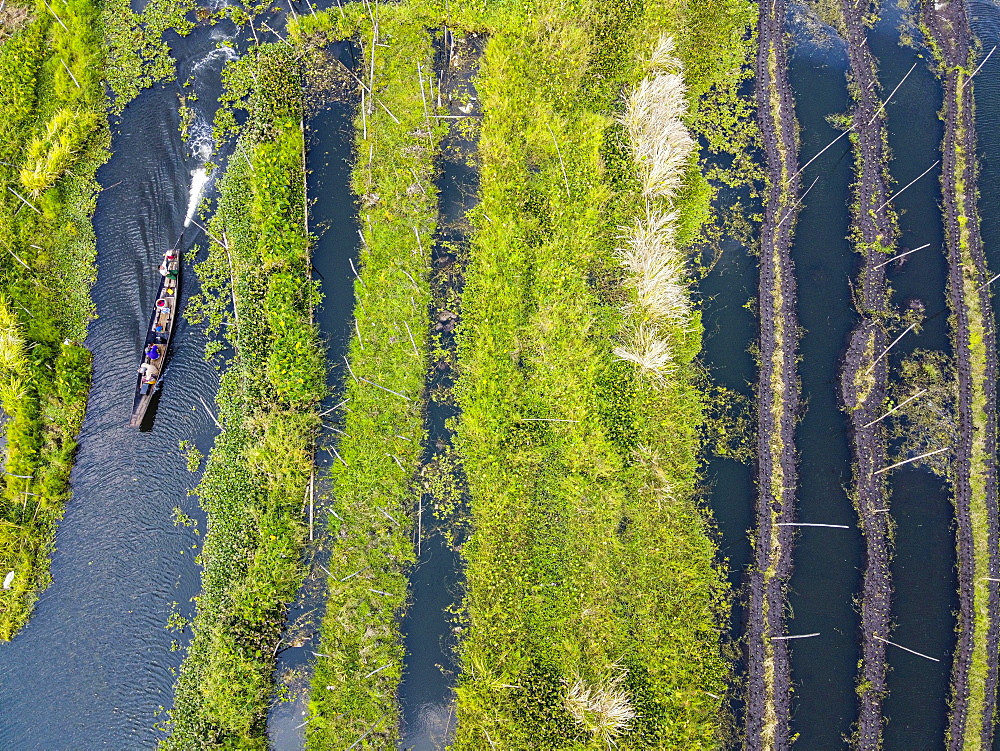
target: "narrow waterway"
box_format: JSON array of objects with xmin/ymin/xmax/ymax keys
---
[
  {"xmin": 784, "ymin": 11, "xmax": 862, "ymax": 746},
  {"xmin": 398, "ymin": 31, "xmax": 482, "ymax": 751},
  {"xmin": 871, "ymin": 4, "xmax": 957, "ymax": 747},
  {"xmin": 0, "ymin": 18, "xmax": 235, "ymax": 747},
  {"xmin": 266, "ymin": 39, "xmax": 361, "ymax": 751}
]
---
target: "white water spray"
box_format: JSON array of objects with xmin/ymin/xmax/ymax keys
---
[{"xmin": 184, "ymin": 166, "xmax": 210, "ymax": 227}]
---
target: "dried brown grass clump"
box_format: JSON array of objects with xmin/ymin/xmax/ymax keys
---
[
  {"xmin": 614, "ymin": 322, "xmax": 674, "ymax": 383},
  {"xmin": 619, "ymin": 208, "xmax": 689, "ymax": 325},
  {"xmin": 615, "ymin": 34, "xmax": 694, "ymax": 387},
  {"xmin": 621, "ymin": 35, "xmax": 694, "ymax": 202},
  {"xmin": 565, "ymin": 671, "xmax": 637, "ymax": 745}
]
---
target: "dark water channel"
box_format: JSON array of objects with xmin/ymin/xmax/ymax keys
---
[
  {"xmin": 0, "ymin": 18, "xmax": 236, "ymax": 748},
  {"xmin": 704, "ymin": 2, "xmax": 959, "ymax": 748},
  {"xmin": 266, "ymin": 40, "xmax": 360, "ymax": 751},
  {"xmin": 784, "ymin": 12, "xmax": 862, "ymax": 747},
  {"xmin": 398, "ymin": 32, "xmax": 482, "ymax": 751},
  {"xmin": 871, "ymin": 5, "xmax": 957, "ymax": 747}
]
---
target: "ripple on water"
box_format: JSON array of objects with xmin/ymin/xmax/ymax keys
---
[{"xmin": 0, "ymin": 62, "xmax": 225, "ymax": 751}]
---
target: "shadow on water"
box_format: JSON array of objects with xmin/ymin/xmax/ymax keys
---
[
  {"xmin": 266, "ymin": 39, "xmax": 362, "ymax": 751},
  {"xmin": 869, "ymin": 4, "xmax": 957, "ymax": 747},
  {"xmin": 784, "ymin": 10, "xmax": 864, "ymax": 746},
  {"xmin": 0, "ymin": 18, "xmax": 235, "ymax": 748}
]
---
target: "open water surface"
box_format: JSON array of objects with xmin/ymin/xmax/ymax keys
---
[
  {"xmin": 2, "ymin": 0, "xmax": 998, "ymax": 748},
  {"xmin": 0, "ymin": 19, "xmax": 234, "ymax": 748},
  {"xmin": 703, "ymin": 2, "xmax": 959, "ymax": 747}
]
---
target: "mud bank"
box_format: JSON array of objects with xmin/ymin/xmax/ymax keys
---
[
  {"xmin": 837, "ymin": 1, "xmax": 899, "ymax": 745},
  {"xmin": 922, "ymin": 1, "xmax": 1000, "ymax": 747},
  {"xmin": 746, "ymin": 1, "xmax": 802, "ymax": 748}
]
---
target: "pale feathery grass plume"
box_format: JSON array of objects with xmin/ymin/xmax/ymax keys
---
[
  {"xmin": 614, "ymin": 322, "xmax": 673, "ymax": 384},
  {"xmin": 622, "ymin": 36, "xmax": 694, "ymax": 202},
  {"xmin": 647, "ymin": 33, "xmax": 681, "ymax": 74},
  {"xmin": 565, "ymin": 669, "xmax": 636, "ymax": 745},
  {"xmin": 619, "ymin": 208, "xmax": 689, "ymax": 324}
]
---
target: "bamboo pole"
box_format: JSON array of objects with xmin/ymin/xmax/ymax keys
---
[
  {"xmin": 873, "ymin": 243, "xmax": 930, "ymax": 269},
  {"xmin": 861, "ymin": 388, "xmax": 927, "ymax": 428},
  {"xmin": 875, "ymin": 635, "xmax": 939, "ymax": 662},
  {"xmin": 877, "ymin": 161, "xmax": 939, "ymax": 212},
  {"xmin": 874, "ymin": 447, "xmax": 948, "ymax": 475},
  {"xmin": 868, "ymin": 61, "xmax": 917, "ymax": 124},
  {"xmin": 866, "ymin": 322, "xmax": 917, "ymax": 374}
]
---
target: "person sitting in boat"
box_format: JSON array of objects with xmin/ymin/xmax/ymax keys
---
[
  {"xmin": 138, "ymin": 361, "xmax": 159, "ymax": 379},
  {"xmin": 145, "ymin": 343, "xmax": 161, "ymax": 360},
  {"xmin": 159, "ymin": 251, "xmax": 179, "ymax": 280}
]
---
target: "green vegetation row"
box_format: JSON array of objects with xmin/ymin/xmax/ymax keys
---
[
  {"xmin": 0, "ymin": 0, "xmax": 109, "ymax": 640},
  {"xmin": 445, "ymin": 0, "xmax": 751, "ymax": 747},
  {"xmin": 289, "ymin": 6, "xmax": 444, "ymax": 747},
  {"xmin": 162, "ymin": 43, "xmax": 325, "ymax": 749},
  {"xmin": 289, "ymin": 0, "xmax": 757, "ymax": 746}
]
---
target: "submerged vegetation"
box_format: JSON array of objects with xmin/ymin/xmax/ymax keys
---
[{"xmin": 0, "ymin": 0, "xmax": 108, "ymax": 639}]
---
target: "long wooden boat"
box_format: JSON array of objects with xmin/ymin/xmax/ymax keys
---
[{"xmin": 129, "ymin": 246, "xmax": 181, "ymax": 428}]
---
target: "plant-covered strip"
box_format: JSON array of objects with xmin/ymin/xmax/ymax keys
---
[
  {"xmin": 101, "ymin": 0, "xmax": 197, "ymax": 112},
  {"xmin": 836, "ymin": 1, "xmax": 901, "ymax": 746},
  {"xmin": 922, "ymin": 1, "xmax": 1000, "ymax": 748},
  {"xmin": 162, "ymin": 43, "xmax": 325, "ymax": 749},
  {"xmin": 746, "ymin": 0, "xmax": 801, "ymax": 748},
  {"xmin": 290, "ymin": 0, "xmax": 750, "ymax": 745},
  {"xmin": 0, "ymin": 0, "xmax": 110, "ymax": 640},
  {"xmin": 451, "ymin": 1, "xmax": 739, "ymax": 747},
  {"xmin": 289, "ymin": 6, "xmax": 442, "ymax": 747}
]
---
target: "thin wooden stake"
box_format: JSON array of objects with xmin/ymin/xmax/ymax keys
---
[
  {"xmin": 359, "ymin": 377, "xmax": 410, "ymax": 401},
  {"xmin": 771, "ymin": 633, "xmax": 820, "ymax": 640},
  {"xmin": 878, "ymin": 161, "xmax": 939, "ymax": 211},
  {"xmin": 308, "ymin": 470, "xmax": 315, "ymax": 541},
  {"xmin": 873, "ymin": 243, "xmax": 930, "ymax": 269},
  {"xmin": 869, "ymin": 61, "xmax": 917, "ymax": 124},
  {"xmin": 8, "ymin": 188, "xmax": 40, "ymax": 215},
  {"xmin": 41, "ymin": 0, "xmax": 68, "ymax": 30},
  {"xmin": 875, "ymin": 635, "xmax": 939, "ymax": 662},
  {"xmin": 60, "ymin": 59, "xmax": 80, "ymax": 89},
  {"xmin": 404, "ymin": 320, "xmax": 419, "ymax": 356},
  {"xmin": 861, "ymin": 388, "xmax": 927, "ymax": 428},
  {"xmin": 331, "ymin": 446, "xmax": 348, "ymax": 467},
  {"xmin": 547, "ymin": 122, "xmax": 571, "ymax": 199},
  {"xmin": 364, "ymin": 663, "xmax": 392, "ymax": 679},
  {"xmin": 964, "ymin": 45, "xmax": 998, "ymax": 87},
  {"xmin": 866, "ymin": 322, "xmax": 917, "ymax": 374},
  {"xmin": 874, "ymin": 447, "xmax": 948, "ymax": 475}
]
